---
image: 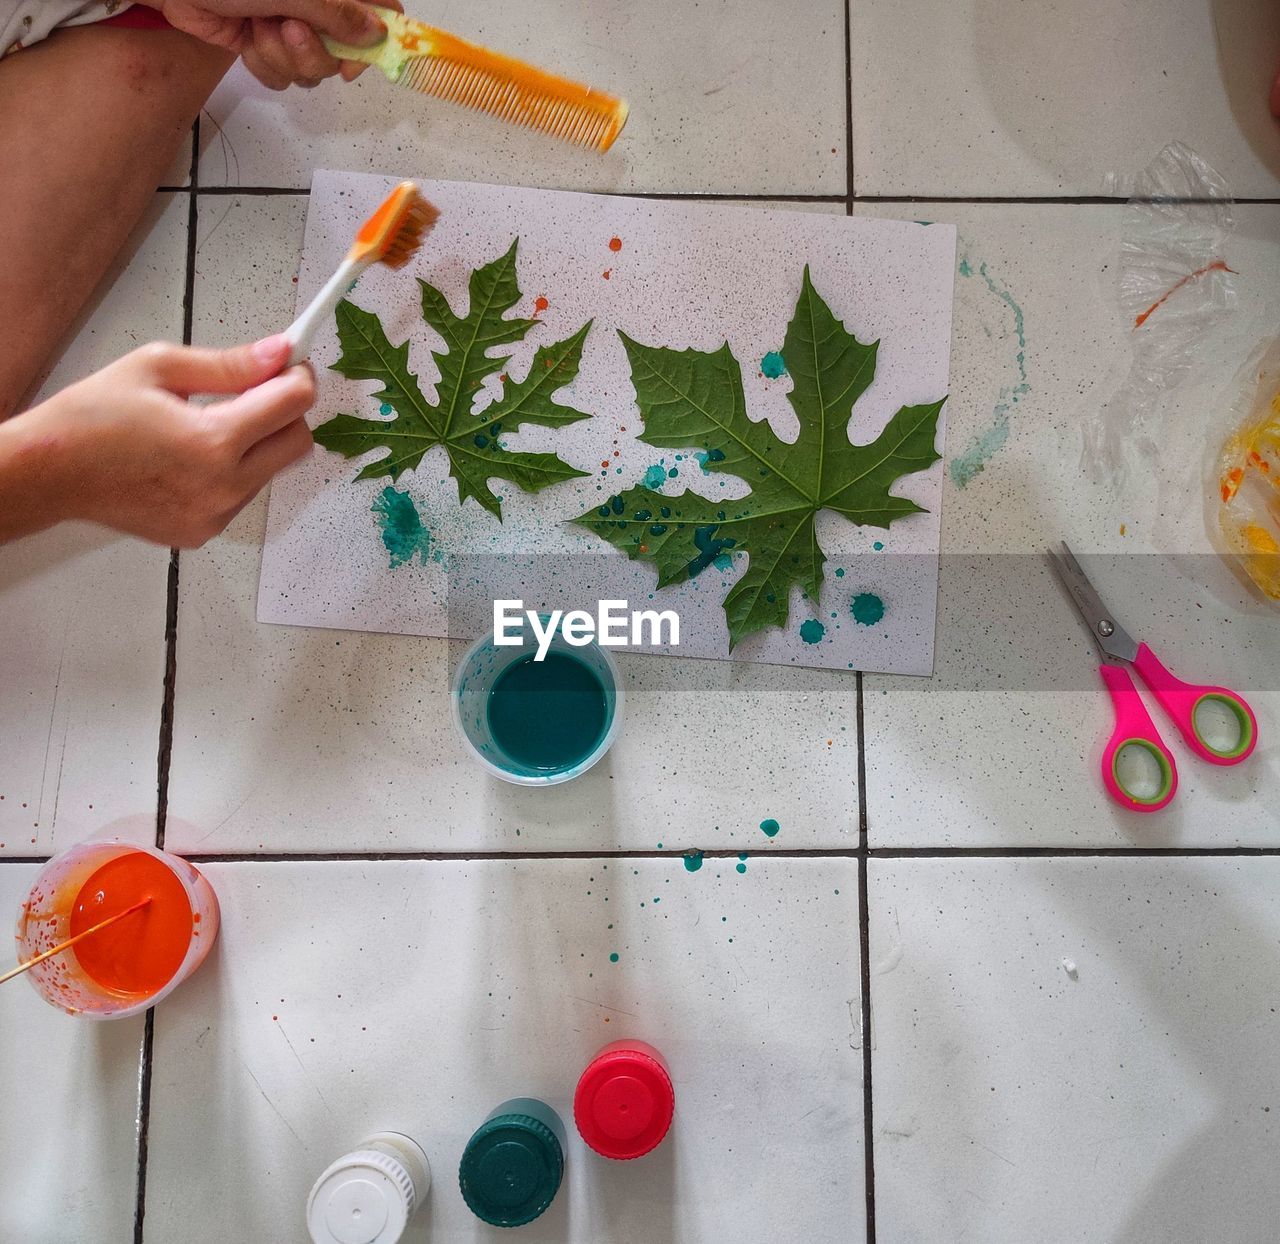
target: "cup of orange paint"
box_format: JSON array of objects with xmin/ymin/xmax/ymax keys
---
[
  {"xmin": 573, "ymin": 1039, "xmax": 674, "ymax": 1160},
  {"xmin": 15, "ymin": 840, "xmax": 220, "ymax": 1018}
]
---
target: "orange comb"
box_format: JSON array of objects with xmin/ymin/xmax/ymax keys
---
[{"xmin": 323, "ymin": 7, "xmax": 628, "ymax": 153}]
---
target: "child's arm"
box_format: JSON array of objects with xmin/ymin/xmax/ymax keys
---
[{"xmin": 0, "ymin": 336, "xmax": 314, "ymax": 547}]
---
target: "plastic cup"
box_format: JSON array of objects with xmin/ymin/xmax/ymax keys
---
[
  {"xmin": 451, "ymin": 618, "xmax": 623, "ymax": 786},
  {"xmin": 574, "ymin": 1040, "xmax": 674, "ymax": 1160},
  {"xmin": 307, "ymin": 1132, "xmax": 431, "ymax": 1244},
  {"xmin": 15, "ymin": 840, "xmax": 220, "ymax": 1019},
  {"xmin": 458, "ymin": 1098, "xmax": 566, "ymax": 1227}
]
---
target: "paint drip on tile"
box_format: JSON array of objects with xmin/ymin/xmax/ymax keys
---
[{"xmin": 951, "ymin": 251, "xmax": 1029, "ymax": 488}]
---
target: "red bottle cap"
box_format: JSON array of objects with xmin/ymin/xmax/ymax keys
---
[{"xmin": 573, "ymin": 1041, "xmax": 674, "ymax": 1160}]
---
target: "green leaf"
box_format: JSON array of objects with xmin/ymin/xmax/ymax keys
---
[
  {"xmin": 575, "ymin": 267, "xmax": 945, "ymax": 649},
  {"xmin": 312, "ymin": 239, "xmax": 592, "ymax": 520}
]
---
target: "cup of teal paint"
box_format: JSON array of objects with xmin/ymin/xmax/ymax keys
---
[{"xmin": 451, "ymin": 616, "xmax": 623, "ymax": 785}]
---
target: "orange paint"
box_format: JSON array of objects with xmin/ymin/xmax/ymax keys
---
[
  {"xmin": 1119, "ymin": 523, "xmax": 1127, "ymax": 536},
  {"xmin": 69, "ymin": 853, "xmax": 193, "ymax": 997},
  {"xmin": 534, "ymin": 296, "xmax": 549, "ymax": 312},
  {"xmin": 1134, "ymin": 260, "xmax": 1235, "ymax": 328},
  {"xmin": 608, "ymin": 237, "xmax": 622, "ymax": 252},
  {"xmin": 603, "ymin": 269, "xmax": 612, "ymax": 280}
]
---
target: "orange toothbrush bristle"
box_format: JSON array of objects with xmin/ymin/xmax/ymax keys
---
[{"xmin": 351, "ymin": 181, "xmax": 440, "ymax": 270}]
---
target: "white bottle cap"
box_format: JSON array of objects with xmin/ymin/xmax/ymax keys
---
[{"xmin": 306, "ymin": 1133, "xmax": 431, "ymax": 1244}]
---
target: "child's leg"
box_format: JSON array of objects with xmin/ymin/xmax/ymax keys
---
[{"xmin": 0, "ymin": 25, "xmax": 235, "ymax": 418}]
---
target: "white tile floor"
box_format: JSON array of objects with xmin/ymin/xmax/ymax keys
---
[{"xmin": 2, "ymin": 1, "xmax": 1279, "ymax": 1240}]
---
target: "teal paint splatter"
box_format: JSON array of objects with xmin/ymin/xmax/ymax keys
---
[
  {"xmin": 683, "ymin": 850, "xmax": 704, "ymax": 872},
  {"xmin": 759, "ymin": 818, "xmax": 780, "ymax": 838},
  {"xmin": 609, "ymin": 952, "xmax": 619, "ymax": 963},
  {"xmin": 736, "ymin": 861, "xmax": 747, "ymax": 874},
  {"xmin": 951, "ymin": 254, "xmax": 1029, "ymax": 488},
  {"xmin": 834, "ymin": 567, "xmax": 845, "ymax": 578},
  {"xmin": 643, "ymin": 464, "xmax": 666, "ymax": 489},
  {"xmin": 371, "ymin": 486, "xmax": 433, "ymax": 569},
  {"xmin": 872, "ymin": 541, "xmax": 884, "ymax": 551},
  {"xmin": 696, "ymin": 448, "xmax": 726, "ymax": 474},
  {"xmin": 851, "ymin": 592, "xmax": 885, "ymax": 626},
  {"xmin": 687, "ymin": 525, "xmax": 736, "ymax": 578},
  {"xmin": 799, "ymin": 619, "xmax": 825, "ymax": 644},
  {"xmin": 760, "ymin": 351, "xmax": 787, "ymax": 379}
]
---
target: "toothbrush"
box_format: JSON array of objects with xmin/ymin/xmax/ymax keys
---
[{"xmin": 284, "ymin": 180, "xmax": 439, "ymax": 366}]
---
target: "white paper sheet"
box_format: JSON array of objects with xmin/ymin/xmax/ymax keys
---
[{"xmin": 259, "ymin": 172, "xmax": 955, "ymax": 674}]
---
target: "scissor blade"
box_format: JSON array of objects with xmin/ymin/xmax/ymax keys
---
[{"xmin": 1046, "ymin": 542, "xmax": 1139, "ymax": 663}]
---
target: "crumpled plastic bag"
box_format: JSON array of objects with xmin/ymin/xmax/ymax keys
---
[{"xmin": 1082, "ymin": 142, "xmax": 1238, "ymax": 484}]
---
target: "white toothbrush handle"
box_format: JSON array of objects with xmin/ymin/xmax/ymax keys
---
[{"xmin": 283, "ymin": 255, "xmax": 369, "ymax": 366}]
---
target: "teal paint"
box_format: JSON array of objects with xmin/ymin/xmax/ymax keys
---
[
  {"xmin": 683, "ymin": 851, "xmax": 704, "ymax": 872},
  {"xmin": 950, "ymin": 254, "xmax": 1029, "ymax": 488},
  {"xmin": 834, "ymin": 567, "xmax": 845, "ymax": 578},
  {"xmin": 379, "ymin": 402, "xmax": 394, "ymax": 415},
  {"xmin": 760, "ymin": 351, "xmax": 787, "ymax": 379},
  {"xmin": 643, "ymin": 464, "xmax": 666, "ymax": 489},
  {"xmin": 687, "ymin": 525, "xmax": 736, "ymax": 578},
  {"xmin": 667, "ymin": 467, "xmax": 678, "ymax": 478},
  {"xmin": 696, "ymin": 448, "xmax": 726, "ymax": 474},
  {"xmin": 872, "ymin": 541, "xmax": 884, "ymax": 551},
  {"xmin": 799, "ymin": 618, "xmax": 825, "ymax": 644},
  {"xmin": 851, "ymin": 592, "xmax": 885, "ymax": 626},
  {"xmin": 486, "ymin": 653, "xmax": 607, "ymax": 773},
  {"xmin": 371, "ymin": 485, "xmax": 433, "ymax": 569},
  {"xmin": 759, "ymin": 818, "xmax": 780, "ymax": 837},
  {"xmin": 609, "ymin": 953, "xmax": 619, "ymax": 963},
  {"xmin": 735, "ymin": 861, "xmax": 747, "ymax": 874}
]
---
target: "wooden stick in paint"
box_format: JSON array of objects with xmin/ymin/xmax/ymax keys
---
[{"xmin": 0, "ymin": 898, "xmax": 151, "ymax": 987}]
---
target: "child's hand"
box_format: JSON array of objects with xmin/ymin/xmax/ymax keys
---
[
  {"xmin": 0, "ymin": 336, "xmax": 315, "ymax": 548},
  {"xmin": 154, "ymin": 0, "xmax": 403, "ymax": 89}
]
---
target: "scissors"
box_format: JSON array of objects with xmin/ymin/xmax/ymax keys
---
[{"xmin": 1047, "ymin": 542, "xmax": 1258, "ymax": 812}]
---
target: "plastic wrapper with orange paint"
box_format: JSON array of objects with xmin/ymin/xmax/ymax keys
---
[
  {"xmin": 1212, "ymin": 335, "xmax": 1280, "ymax": 603},
  {"xmin": 1083, "ymin": 142, "xmax": 1238, "ymax": 484}
]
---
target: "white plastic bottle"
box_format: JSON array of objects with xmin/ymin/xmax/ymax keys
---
[{"xmin": 306, "ymin": 1132, "xmax": 431, "ymax": 1244}]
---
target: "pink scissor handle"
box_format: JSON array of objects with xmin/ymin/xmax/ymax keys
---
[
  {"xmin": 1132, "ymin": 643, "xmax": 1258, "ymax": 765},
  {"xmin": 1099, "ymin": 663, "xmax": 1178, "ymax": 813}
]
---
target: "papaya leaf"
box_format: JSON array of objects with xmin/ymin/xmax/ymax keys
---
[
  {"xmin": 313, "ymin": 238, "xmax": 592, "ymax": 520},
  {"xmin": 575, "ymin": 267, "xmax": 945, "ymax": 649}
]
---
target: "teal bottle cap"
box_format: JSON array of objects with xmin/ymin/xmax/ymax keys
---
[{"xmin": 458, "ymin": 1112, "xmax": 564, "ymax": 1228}]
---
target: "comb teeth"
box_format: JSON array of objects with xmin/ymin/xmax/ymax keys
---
[
  {"xmin": 402, "ymin": 53, "xmax": 627, "ymax": 152},
  {"xmin": 380, "ymin": 196, "xmax": 440, "ymax": 269}
]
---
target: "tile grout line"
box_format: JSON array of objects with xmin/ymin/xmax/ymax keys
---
[
  {"xmin": 9, "ymin": 846, "xmax": 1280, "ymax": 867},
  {"xmin": 158, "ymin": 186, "xmax": 1280, "ymax": 207},
  {"xmin": 134, "ymin": 113, "xmax": 203, "ymax": 1244},
  {"xmin": 844, "ymin": 0, "xmax": 873, "ymax": 1225},
  {"xmin": 844, "ymin": 0, "xmax": 855, "ymax": 212},
  {"xmin": 856, "ymin": 671, "xmax": 876, "ymax": 1243}
]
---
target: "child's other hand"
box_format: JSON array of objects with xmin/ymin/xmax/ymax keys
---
[
  {"xmin": 7, "ymin": 336, "xmax": 315, "ymax": 548},
  {"xmin": 156, "ymin": 0, "xmax": 403, "ymax": 89}
]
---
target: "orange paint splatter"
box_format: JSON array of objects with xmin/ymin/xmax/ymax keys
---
[
  {"xmin": 1119, "ymin": 523, "xmax": 1127, "ymax": 536},
  {"xmin": 608, "ymin": 236, "xmax": 622, "ymax": 252},
  {"xmin": 1134, "ymin": 260, "xmax": 1235, "ymax": 328},
  {"xmin": 603, "ymin": 269, "xmax": 612, "ymax": 280},
  {"xmin": 534, "ymin": 296, "xmax": 548, "ymax": 312}
]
